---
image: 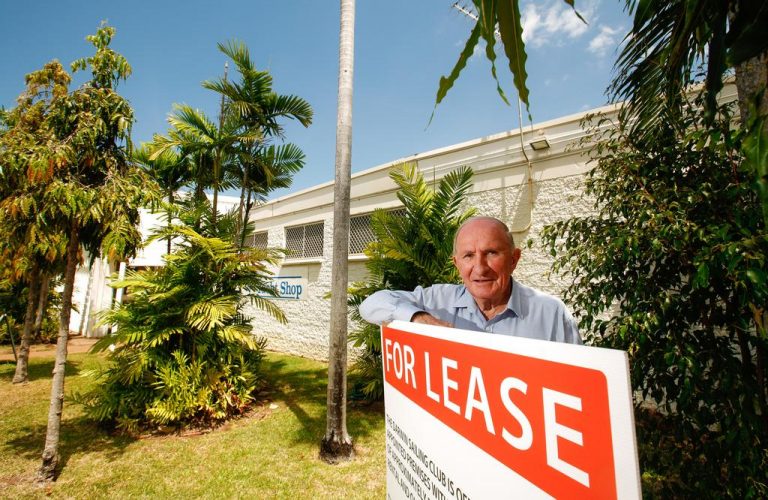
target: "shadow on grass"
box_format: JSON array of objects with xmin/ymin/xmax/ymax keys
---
[
  {"xmin": 1, "ymin": 356, "xmax": 136, "ymax": 480},
  {"xmin": 260, "ymin": 355, "xmax": 384, "ymax": 447},
  {"xmin": 2, "ymin": 414, "xmax": 136, "ymax": 479},
  {"xmin": 0, "ymin": 358, "xmax": 82, "ymax": 383}
]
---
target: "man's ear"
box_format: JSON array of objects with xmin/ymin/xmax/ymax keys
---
[{"xmin": 510, "ymin": 248, "xmax": 522, "ymax": 272}]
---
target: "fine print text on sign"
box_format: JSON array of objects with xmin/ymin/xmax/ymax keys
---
[{"xmin": 382, "ymin": 321, "xmax": 640, "ymax": 500}]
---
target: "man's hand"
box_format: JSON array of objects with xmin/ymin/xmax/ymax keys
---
[{"xmin": 410, "ymin": 311, "xmax": 452, "ymax": 328}]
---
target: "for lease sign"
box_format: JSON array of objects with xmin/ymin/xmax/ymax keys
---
[{"xmin": 382, "ymin": 321, "xmax": 640, "ymax": 499}]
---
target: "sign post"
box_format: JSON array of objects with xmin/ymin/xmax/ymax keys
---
[{"xmin": 382, "ymin": 320, "xmax": 640, "ymax": 499}]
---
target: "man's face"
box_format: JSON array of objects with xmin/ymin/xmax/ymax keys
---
[{"xmin": 452, "ymin": 219, "xmax": 521, "ymax": 305}]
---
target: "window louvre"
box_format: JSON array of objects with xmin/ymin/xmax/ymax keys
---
[
  {"xmin": 285, "ymin": 222, "xmax": 324, "ymax": 259},
  {"xmin": 349, "ymin": 214, "xmax": 375, "ymax": 254},
  {"xmin": 349, "ymin": 209, "xmax": 406, "ymax": 255},
  {"xmin": 245, "ymin": 231, "xmax": 268, "ymax": 249}
]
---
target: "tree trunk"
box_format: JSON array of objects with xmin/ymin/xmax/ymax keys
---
[
  {"xmin": 734, "ymin": 51, "xmax": 768, "ymax": 130},
  {"xmin": 167, "ymin": 189, "xmax": 174, "ymax": 254},
  {"xmin": 33, "ymin": 272, "xmax": 51, "ymax": 340},
  {"xmin": 37, "ymin": 223, "xmax": 79, "ymax": 483},
  {"xmin": 12, "ymin": 265, "xmax": 41, "ymax": 384},
  {"xmin": 240, "ymin": 187, "xmax": 253, "ymax": 250},
  {"xmin": 211, "ymin": 150, "xmax": 220, "ymax": 230},
  {"xmin": 77, "ymin": 263, "xmax": 94, "ymax": 335},
  {"xmin": 237, "ymin": 166, "xmax": 248, "ymax": 249},
  {"xmin": 321, "ymin": 0, "xmax": 355, "ymax": 464}
]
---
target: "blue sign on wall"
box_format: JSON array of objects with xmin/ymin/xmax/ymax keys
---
[{"xmin": 257, "ymin": 276, "xmax": 307, "ymax": 300}]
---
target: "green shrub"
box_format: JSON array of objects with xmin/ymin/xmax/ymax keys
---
[
  {"xmin": 541, "ymin": 96, "xmax": 768, "ymax": 497},
  {"xmin": 76, "ymin": 211, "xmax": 285, "ymax": 432}
]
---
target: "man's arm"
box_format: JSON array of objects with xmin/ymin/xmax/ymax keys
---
[{"xmin": 359, "ymin": 287, "xmax": 452, "ymax": 327}]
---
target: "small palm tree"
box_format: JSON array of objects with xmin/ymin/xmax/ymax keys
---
[
  {"xmin": 231, "ymin": 142, "xmax": 306, "ymax": 248},
  {"xmin": 134, "ymin": 144, "xmax": 191, "ymax": 253},
  {"xmin": 348, "ymin": 163, "xmax": 475, "ymax": 400}
]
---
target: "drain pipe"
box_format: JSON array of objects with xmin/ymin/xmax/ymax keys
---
[{"xmin": 509, "ymin": 96, "xmax": 535, "ymax": 235}]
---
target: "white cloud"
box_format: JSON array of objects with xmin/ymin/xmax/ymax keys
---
[
  {"xmin": 521, "ymin": 0, "xmax": 596, "ymax": 48},
  {"xmin": 588, "ymin": 25, "xmax": 623, "ymax": 57}
]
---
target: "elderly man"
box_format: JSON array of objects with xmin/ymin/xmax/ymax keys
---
[{"xmin": 359, "ymin": 216, "xmax": 581, "ymax": 344}]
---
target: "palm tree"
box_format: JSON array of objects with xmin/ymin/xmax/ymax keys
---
[
  {"xmin": 78, "ymin": 209, "xmax": 286, "ymax": 430},
  {"xmin": 134, "ymin": 144, "xmax": 191, "ymax": 253},
  {"xmin": 151, "ymin": 105, "xmax": 259, "ymax": 229},
  {"xmin": 608, "ymin": 0, "xmax": 768, "ymax": 226},
  {"xmin": 204, "ymin": 40, "xmax": 312, "ymax": 236},
  {"xmin": 349, "ymin": 164, "xmax": 475, "ymax": 400},
  {"xmin": 434, "ymin": 1, "xmax": 585, "ymax": 117},
  {"xmin": 232, "ymin": 142, "xmax": 306, "ymax": 248},
  {"xmin": 321, "ymin": 0, "xmax": 356, "ymax": 463},
  {"xmin": 610, "ymin": 0, "xmax": 767, "ymax": 133}
]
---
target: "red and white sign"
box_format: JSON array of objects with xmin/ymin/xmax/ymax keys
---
[{"xmin": 382, "ymin": 321, "xmax": 640, "ymax": 499}]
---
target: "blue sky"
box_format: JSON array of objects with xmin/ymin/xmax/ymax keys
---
[{"xmin": 1, "ymin": 0, "xmax": 630, "ymax": 198}]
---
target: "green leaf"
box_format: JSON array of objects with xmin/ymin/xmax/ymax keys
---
[
  {"xmin": 495, "ymin": 0, "xmax": 526, "ymax": 112},
  {"xmin": 430, "ymin": 21, "xmax": 482, "ymax": 125},
  {"xmin": 746, "ymin": 269, "xmax": 766, "ymax": 287}
]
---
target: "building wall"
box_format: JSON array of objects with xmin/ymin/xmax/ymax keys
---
[{"xmin": 245, "ymin": 105, "xmax": 615, "ymax": 360}]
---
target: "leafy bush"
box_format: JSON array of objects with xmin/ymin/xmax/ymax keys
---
[
  {"xmin": 348, "ymin": 163, "xmax": 475, "ymax": 400},
  {"xmin": 541, "ymin": 97, "xmax": 768, "ymax": 497},
  {"xmin": 76, "ymin": 210, "xmax": 285, "ymax": 432}
]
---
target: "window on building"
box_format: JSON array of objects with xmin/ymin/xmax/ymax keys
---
[
  {"xmin": 349, "ymin": 208, "xmax": 406, "ymax": 255},
  {"xmin": 244, "ymin": 231, "xmax": 268, "ymax": 249},
  {"xmin": 349, "ymin": 214, "xmax": 374, "ymax": 254},
  {"xmin": 285, "ymin": 222, "xmax": 324, "ymax": 259}
]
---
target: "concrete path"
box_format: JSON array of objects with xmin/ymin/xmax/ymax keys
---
[{"xmin": 0, "ymin": 336, "xmax": 99, "ymax": 362}]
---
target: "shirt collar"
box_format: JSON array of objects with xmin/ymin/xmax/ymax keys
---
[{"xmin": 457, "ymin": 277, "xmax": 522, "ymax": 318}]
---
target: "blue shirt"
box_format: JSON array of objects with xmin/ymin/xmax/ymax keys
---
[{"xmin": 359, "ymin": 279, "xmax": 581, "ymax": 344}]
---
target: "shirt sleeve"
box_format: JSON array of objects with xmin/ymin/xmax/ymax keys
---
[
  {"xmin": 359, "ymin": 287, "xmax": 429, "ymax": 325},
  {"xmin": 562, "ymin": 308, "xmax": 583, "ymax": 345}
]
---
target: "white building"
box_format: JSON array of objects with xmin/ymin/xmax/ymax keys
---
[
  {"xmin": 69, "ymin": 196, "xmax": 240, "ymax": 336},
  {"xmin": 244, "ymin": 102, "xmax": 625, "ymax": 360}
]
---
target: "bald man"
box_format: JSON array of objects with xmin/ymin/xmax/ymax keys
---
[{"xmin": 359, "ymin": 217, "xmax": 581, "ymax": 344}]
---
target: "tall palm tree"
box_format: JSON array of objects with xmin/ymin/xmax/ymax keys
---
[
  {"xmin": 204, "ymin": 41, "xmax": 313, "ymax": 138},
  {"xmin": 204, "ymin": 40, "xmax": 312, "ymax": 235},
  {"xmin": 151, "ymin": 105, "xmax": 260, "ymax": 228},
  {"xmin": 321, "ymin": 0, "xmax": 355, "ymax": 463}
]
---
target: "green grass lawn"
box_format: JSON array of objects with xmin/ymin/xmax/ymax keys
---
[{"xmin": 0, "ymin": 350, "xmax": 386, "ymax": 499}]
